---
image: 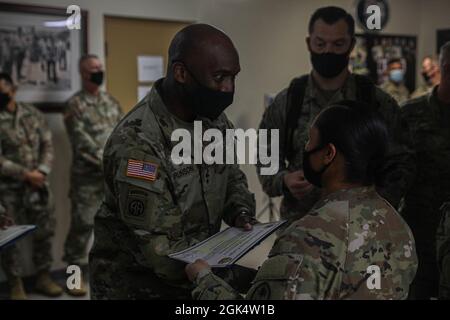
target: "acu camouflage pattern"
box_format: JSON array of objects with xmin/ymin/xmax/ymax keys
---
[
  {"xmin": 0, "ymin": 102, "xmax": 55, "ymax": 278},
  {"xmin": 257, "ymin": 73, "xmax": 416, "ymax": 223},
  {"xmin": 380, "ymin": 81, "xmax": 410, "ymax": 105},
  {"xmin": 193, "ymin": 186, "xmax": 417, "ymax": 300},
  {"xmin": 63, "ymin": 90, "xmax": 123, "ymax": 265},
  {"xmin": 401, "ymin": 88, "xmax": 450, "ymax": 298},
  {"xmin": 89, "ymin": 80, "xmax": 255, "ymax": 299},
  {"xmin": 437, "ymin": 202, "xmax": 450, "ymax": 300}
]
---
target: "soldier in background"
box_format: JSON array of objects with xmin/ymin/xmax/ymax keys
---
[
  {"xmin": 411, "ymin": 56, "xmax": 441, "ymax": 99},
  {"xmin": 0, "ymin": 72, "xmax": 62, "ymax": 299},
  {"xmin": 380, "ymin": 58, "xmax": 410, "ymax": 105},
  {"xmin": 401, "ymin": 41, "xmax": 450, "ymax": 299},
  {"xmin": 187, "ymin": 102, "xmax": 417, "ymax": 300},
  {"xmin": 89, "ymin": 24, "xmax": 256, "ymax": 299},
  {"xmin": 63, "ymin": 54, "xmax": 123, "ymax": 296},
  {"xmin": 257, "ymin": 6, "xmax": 416, "ymax": 224}
]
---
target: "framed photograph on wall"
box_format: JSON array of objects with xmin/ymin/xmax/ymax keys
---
[
  {"xmin": 437, "ymin": 29, "xmax": 450, "ymax": 54},
  {"xmin": 351, "ymin": 33, "xmax": 417, "ymax": 93},
  {"xmin": 0, "ymin": 2, "xmax": 88, "ymax": 112}
]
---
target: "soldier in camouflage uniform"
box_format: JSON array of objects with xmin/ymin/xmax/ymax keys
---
[
  {"xmin": 187, "ymin": 103, "xmax": 417, "ymax": 300},
  {"xmin": 400, "ymin": 42, "xmax": 450, "ymax": 299},
  {"xmin": 411, "ymin": 56, "xmax": 441, "ymax": 99},
  {"xmin": 437, "ymin": 202, "xmax": 450, "ymax": 300},
  {"xmin": 257, "ymin": 7, "xmax": 416, "ymax": 224},
  {"xmin": 63, "ymin": 55, "xmax": 123, "ymax": 295},
  {"xmin": 380, "ymin": 58, "xmax": 410, "ymax": 105},
  {"xmin": 0, "ymin": 73, "xmax": 62, "ymax": 299},
  {"xmin": 89, "ymin": 24, "xmax": 256, "ymax": 299}
]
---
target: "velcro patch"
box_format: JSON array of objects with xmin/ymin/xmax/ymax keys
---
[{"xmin": 126, "ymin": 159, "xmax": 158, "ymax": 181}]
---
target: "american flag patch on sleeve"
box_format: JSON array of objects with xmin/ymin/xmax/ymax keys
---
[{"xmin": 126, "ymin": 159, "xmax": 158, "ymax": 181}]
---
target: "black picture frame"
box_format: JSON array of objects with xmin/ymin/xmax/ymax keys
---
[
  {"xmin": 0, "ymin": 2, "xmax": 88, "ymax": 112},
  {"xmin": 351, "ymin": 33, "xmax": 417, "ymax": 93}
]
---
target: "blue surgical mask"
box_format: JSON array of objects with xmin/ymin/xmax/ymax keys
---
[{"xmin": 389, "ymin": 69, "xmax": 404, "ymax": 83}]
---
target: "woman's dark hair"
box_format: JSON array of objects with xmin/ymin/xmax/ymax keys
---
[{"xmin": 313, "ymin": 100, "xmax": 388, "ymax": 185}]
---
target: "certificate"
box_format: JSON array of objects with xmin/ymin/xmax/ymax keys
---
[{"xmin": 169, "ymin": 220, "xmax": 286, "ymax": 267}]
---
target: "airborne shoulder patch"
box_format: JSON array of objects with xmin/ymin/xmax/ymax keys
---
[{"xmin": 126, "ymin": 159, "xmax": 158, "ymax": 181}]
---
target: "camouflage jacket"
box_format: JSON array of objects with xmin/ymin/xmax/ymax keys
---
[
  {"xmin": 257, "ymin": 73, "xmax": 416, "ymax": 222},
  {"xmin": 89, "ymin": 80, "xmax": 256, "ymax": 292},
  {"xmin": 193, "ymin": 186, "xmax": 418, "ymax": 300},
  {"xmin": 401, "ymin": 88, "xmax": 450, "ymax": 260},
  {"xmin": 437, "ymin": 202, "xmax": 450, "ymax": 300},
  {"xmin": 0, "ymin": 102, "xmax": 53, "ymax": 190},
  {"xmin": 411, "ymin": 83, "xmax": 434, "ymax": 99},
  {"xmin": 64, "ymin": 90, "xmax": 123, "ymax": 178},
  {"xmin": 380, "ymin": 81, "xmax": 410, "ymax": 105}
]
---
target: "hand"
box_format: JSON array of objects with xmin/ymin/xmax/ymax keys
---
[
  {"xmin": 24, "ymin": 170, "xmax": 46, "ymax": 189},
  {"xmin": 0, "ymin": 215, "xmax": 14, "ymax": 229},
  {"xmin": 234, "ymin": 215, "xmax": 256, "ymax": 231},
  {"xmin": 283, "ymin": 170, "xmax": 313, "ymax": 200},
  {"xmin": 185, "ymin": 259, "xmax": 211, "ymax": 282}
]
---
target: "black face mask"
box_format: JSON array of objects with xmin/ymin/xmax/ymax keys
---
[
  {"xmin": 182, "ymin": 66, "xmax": 234, "ymax": 121},
  {"xmin": 0, "ymin": 92, "xmax": 11, "ymax": 110},
  {"xmin": 310, "ymin": 50, "xmax": 350, "ymax": 78},
  {"xmin": 302, "ymin": 145, "xmax": 334, "ymax": 188},
  {"xmin": 90, "ymin": 71, "xmax": 104, "ymax": 86},
  {"xmin": 422, "ymin": 72, "xmax": 432, "ymax": 84}
]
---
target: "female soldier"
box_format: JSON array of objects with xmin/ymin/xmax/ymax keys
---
[{"xmin": 186, "ymin": 100, "xmax": 418, "ymax": 300}]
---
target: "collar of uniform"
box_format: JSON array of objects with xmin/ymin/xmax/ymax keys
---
[
  {"xmin": 81, "ymin": 89, "xmax": 104, "ymax": 105},
  {"xmin": 314, "ymin": 185, "xmax": 376, "ymax": 208},
  {"xmin": 305, "ymin": 72, "xmax": 356, "ymax": 105}
]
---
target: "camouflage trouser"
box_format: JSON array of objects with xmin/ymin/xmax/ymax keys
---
[
  {"xmin": 63, "ymin": 178, "xmax": 104, "ymax": 265},
  {"xmin": 0, "ymin": 186, "xmax": 55, "ymax": 279}
]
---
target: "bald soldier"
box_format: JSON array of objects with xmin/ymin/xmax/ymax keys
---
[
  {"xmin": 401, "ymin": 41, "xmax": 450, "ymax": 299},
  {"xmin": 63, "ymin": 54, "xmax": 123, "ymax": 295},
  {"xmin": 89, "ymin": 24, "xmax": 256, "ymax": 299}
]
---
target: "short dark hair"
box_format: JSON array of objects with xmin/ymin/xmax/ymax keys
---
[
  {"xmin": 313, "ymin": 100, "xmax": 388, "ymax": 185},
  {"xmin": 387, "ymin": 58, "xmax": 402, "ymax": 66},
  {"xmin": 308, "ymin": 6, "xmax": 355, "ymax": 37},
  {"xmin": 0, "ymin": 72, "xmax": 13, "ymax": 86},
  {"xmin": 79, "ymin": 54, "xmax": 100, "ymax": 69}
]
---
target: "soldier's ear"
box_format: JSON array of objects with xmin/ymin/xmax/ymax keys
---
[
  {"xmin": 172, "ymin": 61, "xmax": 187, "ymax": 84},
  {"xmin": 324, "ymin": 143, "xmax": 337, "ymax": 165}
]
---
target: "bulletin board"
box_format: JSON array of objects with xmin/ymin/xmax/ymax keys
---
[{"xmin": 351, "ymin": 33, "xmax": 417, "ymax": 93}]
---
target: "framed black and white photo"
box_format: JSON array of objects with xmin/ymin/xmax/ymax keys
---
[{"xmin": 0, "ymin": 2, "xmax": 87, "ymax": 111}]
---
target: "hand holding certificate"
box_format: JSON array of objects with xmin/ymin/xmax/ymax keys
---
[{"xmin": 169, "ymin": 220, "xmax": 287, "ymax": 267}]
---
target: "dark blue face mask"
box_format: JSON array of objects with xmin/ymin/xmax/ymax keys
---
[
  {"xmin": 302, "ymin": 144, "xmax": 334, "ymax": 188},
  {"xmin": 181, "ymin": 64, "xmax": 234, "ymax": 121}
]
